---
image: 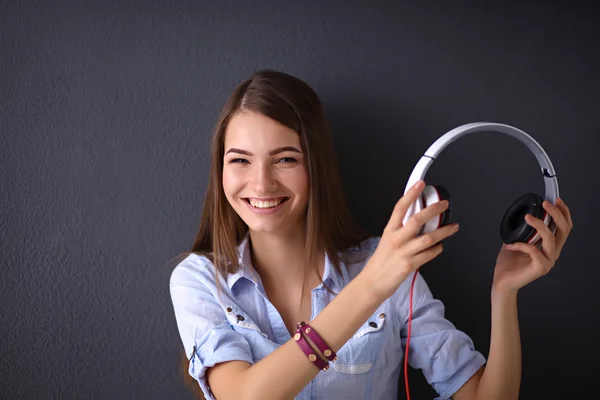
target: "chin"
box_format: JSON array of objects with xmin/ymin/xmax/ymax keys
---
[
  {"xmin": 242, "ymin": 215, "xmax": 302, "ymax": 236},
  {"xmin": 243, "ymin": 215, "xmax": 290, "ymax": 234},
  {"xmin": 246, "ymin": 224, "xmax": 283, "ymax": 234}
]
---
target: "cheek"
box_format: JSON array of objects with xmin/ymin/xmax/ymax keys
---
[
  {"xmin": 292, "ymin": 169, "xmax": 309, "ymax": 199},
  {"xmin": 222, "ymin": 167, "xmax": 242, "ymax": 197}
]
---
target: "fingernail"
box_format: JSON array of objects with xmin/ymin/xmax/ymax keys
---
[{"xmin": 416, "ymin": 180, "xmax": 425, "ymax": 188}]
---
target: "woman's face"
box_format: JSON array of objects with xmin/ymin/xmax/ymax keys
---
[{"xmin": 222, "ymin": 111, "xmax": 309, "ymax": 235}]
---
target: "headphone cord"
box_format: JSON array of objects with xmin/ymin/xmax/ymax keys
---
[{"xmin": 404, "ymin": 268, "xmax": 420, "ymax": 400}]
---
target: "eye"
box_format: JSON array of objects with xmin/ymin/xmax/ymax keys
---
[
  {"xmin": 277, "ymin": 157, "xmax": 297, "ymax": 164},
  {"xmin": 229, "ymin": 158, "xmax": 249, "ymax": 164}
]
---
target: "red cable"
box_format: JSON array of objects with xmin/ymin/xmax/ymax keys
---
[{"xmin": 404, "ymin": 268, "xmax": 419, "ymax": 400}]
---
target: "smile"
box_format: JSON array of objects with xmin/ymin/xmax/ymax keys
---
[
  {"xmin": 246, "ymin": 198, "xmax": 286, "ymax": 208},
  {"xmin": 243, "ymin": 197, "xmax": 289, "ymax": 213}
]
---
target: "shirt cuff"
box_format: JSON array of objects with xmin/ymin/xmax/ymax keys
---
[{"xmin": 434, "ymin": 352, "xmax": 487, "ymax": 400}]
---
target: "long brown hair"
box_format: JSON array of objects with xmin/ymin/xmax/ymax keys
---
[{"xmin": 173, "ymin": 69, "xmax": 369, "ymax": 398}]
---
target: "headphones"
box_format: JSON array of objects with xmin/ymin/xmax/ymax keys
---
[
  {"xmin": 402, "ymin": 122, "xmax": 559, "ymax": 246},
  {"xmin": 400, "ymin": 122, "xmax": 560, "ymax": 400}
]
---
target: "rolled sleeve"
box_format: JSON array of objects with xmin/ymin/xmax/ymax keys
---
[
  {"xmin": 400, "ymin": 273, "xmax": 486, "ymax": 400},
  {"xmin": 170, "ymin": 263, "xmax": 254, "ymax": 400}
]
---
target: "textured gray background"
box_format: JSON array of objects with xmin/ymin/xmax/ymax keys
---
[{"xmin": 2, "ymin": 1, "xmax": 598, "ymax": 399}]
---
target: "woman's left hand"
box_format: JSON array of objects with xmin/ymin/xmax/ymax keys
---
[{"xmin": 492, "ymin": 197, "xmax": 573, "ymax": 294}]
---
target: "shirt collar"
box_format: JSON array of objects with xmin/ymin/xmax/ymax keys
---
[
  {"xmin": 320, "ymin": 250, "xmax": 346, "ymax": 291},
  {"xmin": 226, "ymin": 234, "xmax": 262, "ymax": 290},
  {"xmin": 226, "ymin": 233, "xmax": 348, "ymax": 291}
]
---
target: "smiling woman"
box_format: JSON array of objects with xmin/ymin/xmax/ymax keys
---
[
  {"xmin": 168, "ymin": 69, "xmax": 479, "ymax": 400},
  {"xmin": 166, "ymin": 69, "xmax": 573, "ymax": 400}
]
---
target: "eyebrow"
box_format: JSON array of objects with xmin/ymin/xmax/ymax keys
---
[{"xmin": 225, "ymin": 146, "xmax": 302, "ymax": 156}]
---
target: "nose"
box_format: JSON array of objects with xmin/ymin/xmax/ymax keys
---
[{"xmin": 251, "ymin": 162, "xmax": 277, "ymax": 193}]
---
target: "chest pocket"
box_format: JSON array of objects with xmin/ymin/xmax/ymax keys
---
[
  {"xmin": 331, "ymin": 306, "xmax": 388, "ymax": 375},
  {"xmin": 316, "ymin": 305, "xmax": 388, "ymax": 400}
]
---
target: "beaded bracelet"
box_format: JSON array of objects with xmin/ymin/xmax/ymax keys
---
[
  {"xmin": 294, "ymin": 327, "xmax": 329, "ymax": 371},
  {"xmin": 297, "ymin": 321, "xmax": 337, "ymax": 362}
]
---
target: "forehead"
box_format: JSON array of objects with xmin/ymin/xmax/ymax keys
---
[{"xmin": 224, "ymin": 111, "xmax": 301, "ymax": 150}]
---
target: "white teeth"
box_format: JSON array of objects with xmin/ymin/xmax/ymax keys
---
[{"xmin": 249, "ymin": 199, "xmax": 283, "ymax": 208}]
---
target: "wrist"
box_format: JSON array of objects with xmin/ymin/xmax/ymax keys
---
[
  {"xmin": 491, "ymin": 285, "xmax": 519, "ymax": 304},
  {"xmin": 491, "ymin": 275, "xmax": 520, "ymax": 297},
  {"xmin": 355, "ymin": 268, "xmax": 391, "ymax": 308}
]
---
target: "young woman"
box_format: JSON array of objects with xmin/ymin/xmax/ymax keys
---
[{"xmin": 169, "ymin": 69, "xmax": 573, "ymax": 400}]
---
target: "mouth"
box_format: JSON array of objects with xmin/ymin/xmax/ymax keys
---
[{"xmin": 243, "ymin": 197, "xmax": 289, "ymax": 210}]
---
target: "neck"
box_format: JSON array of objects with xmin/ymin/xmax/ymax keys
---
[{"xmin": 248, "ymin": 226, "xmax": 323, "ymax": 293}]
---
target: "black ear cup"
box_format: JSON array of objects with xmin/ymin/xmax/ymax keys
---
[
  {"xmin": 420, "ymin": 185, "xmax": 452, "ymax": 233},
  {"xmin": 434, "ymin": 185, "xmax": 452, "ymax": 228},
  {"xmin": 499, "ymin": 193, "xmax": 545, "ymax": 244}
]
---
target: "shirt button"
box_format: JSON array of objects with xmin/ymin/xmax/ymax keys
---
[
  {"xmin": 237, "ymin": 315, "xmax": 245, "ymax": 322},
  {"xmin": 226, "ymin": 307, "xmax": 233, "ymax": 313},
  {"xmin": 369, "ymin": 322, "xmax": 377, "ymax": 328},
  {"xmin": 379, "ymin": 313, "xmax": 385, "ymax": 319}
]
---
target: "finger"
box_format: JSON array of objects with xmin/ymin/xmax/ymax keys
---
[
  {"xmin": 542, "ymin": 200, "xmax": 570, "ymax": 236},
  {"xmin": 411, "ymin": 242, "xmax": 444, "ymax": 267},
  {"xmin": 402, "ymin": 199, "xmax": 450, "ymax": 237},
  {"xmin": 506, "ymin": 242, "xmax": 554, "ymax": 275},
  {"xmin": 542, "ymin": 200, "xmax": 571, "ymax": 255},
  {"xmin": 386, "ymin": 180, "xmax": 426, "ymax": 232},
  {"xmin": 556, "ymin": 197, "xmax": 573, "ymax": 229},
  {"xmin": 524, "ymin": 214, "xmax": 555, "ymax": 259},
  {"xmin": 404, "ymin": 223, "xmax": 459, "ymax": 255}
]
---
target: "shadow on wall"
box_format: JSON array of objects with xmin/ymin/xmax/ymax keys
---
[{"xmin": 324, "ymin": 92, "xmax": 433, "ymax": 235}]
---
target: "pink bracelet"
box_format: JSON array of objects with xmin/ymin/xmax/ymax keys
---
[
  {"xmin": 294, "ymin": 326, "xmax": 329, "ymax": 371},
  {"xmin": 297, "ymin": 321, "xmax": 337, "ymax": 362}
]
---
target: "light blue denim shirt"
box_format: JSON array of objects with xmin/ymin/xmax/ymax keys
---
[{"xmin": 169, "ymin": 235, "xmax": 486, "ymax": 400}]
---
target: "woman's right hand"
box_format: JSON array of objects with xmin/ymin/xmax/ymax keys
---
[{"xmin": 361, "ymin": 180, "xmax": 460, "ymax": 300}]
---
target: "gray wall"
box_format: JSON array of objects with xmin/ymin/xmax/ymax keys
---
[{"xmin": 2, "ymin": 1, "xmax": 598, "ymax": 399}]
